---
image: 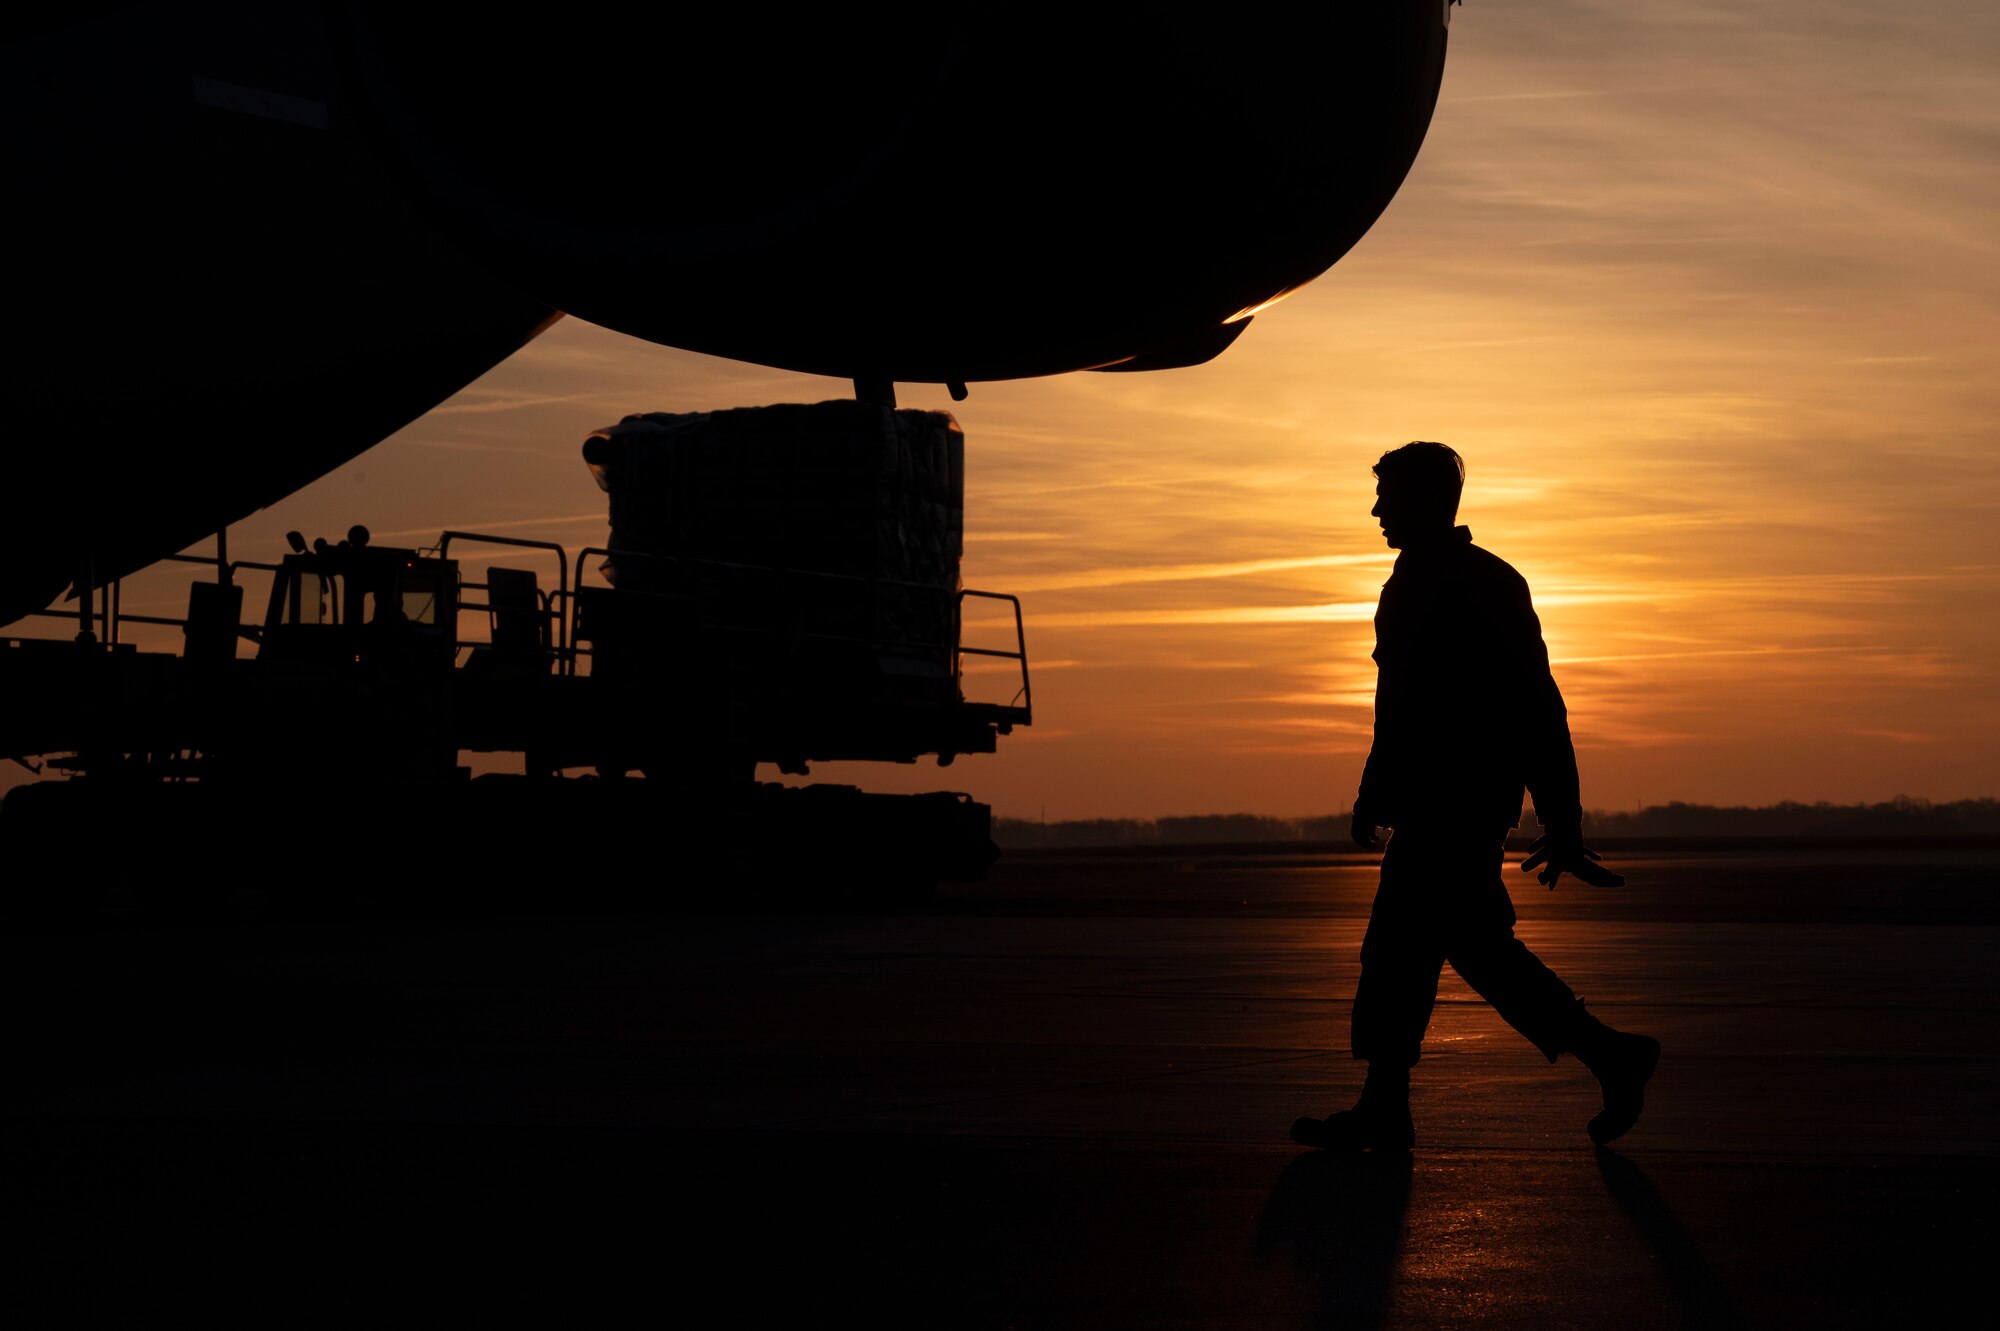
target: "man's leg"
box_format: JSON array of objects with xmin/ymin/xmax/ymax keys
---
[
  {"xmin": 1351, "ymin": 905, "xmax": 1447, "ymax": 1072},
  {"xmin": 1293, "ymin": 836, "xmax": 1440, "ymax": 1151},
  {"xmin": 1442, "ymin": 837, "xmax": 1661, "ymax": 1143}
]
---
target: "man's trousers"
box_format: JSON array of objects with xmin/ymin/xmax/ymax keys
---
[{"xmin": 1350, "ymin": 827, "xmax": 1583, "ymax": 1067}]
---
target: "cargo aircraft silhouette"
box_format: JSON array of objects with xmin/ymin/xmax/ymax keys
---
[{"xmin": 0, "ymin": 2, "xmax": 1455, "ymax": 625}]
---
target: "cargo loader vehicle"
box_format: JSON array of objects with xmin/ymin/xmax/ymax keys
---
[{"xmin": 0, "ymin": 402, "xmax": 1029, "ymax": 913}]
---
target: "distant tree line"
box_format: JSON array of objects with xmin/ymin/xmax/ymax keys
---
[
  {"xmin": 1538, "ymin": 796, "xmax": 2000, "ymax": 839},
  {"xmin": 995, "ymin": 797, "xmax": 2000, "ymax": 849}
]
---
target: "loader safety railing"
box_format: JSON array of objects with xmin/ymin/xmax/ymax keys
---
[
  {"xmin": 8, "ymin": 529, "xmax": 1030, "ymax": 724},
  {"xmin": 18, "ymin": 525, "xmax": 279, "ymax": 647},
  {"xmin": 957, "ymin": 590, "xmax": 1032, "ymax": 718},
  {"xmin": 435, "ymin": 531, "xmax": 571, "ymax": 660}
]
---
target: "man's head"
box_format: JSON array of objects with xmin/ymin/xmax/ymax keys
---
[{"xmin": 1370, "ymin": 441, "xmax": 1463, "ymax": 549}]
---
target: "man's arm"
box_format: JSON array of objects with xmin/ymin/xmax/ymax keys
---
[
  {"xmin": 1502, "ymin": 575, "xmax": 1623, "ymax": 888},
  {"xmin": 1507, "ymin": 585, "xmax": 1581, "ymax": 837},
  {"xmin": 1353, "ymin": 625, "xmax": 1401, "ymax": 848},
  {"xmin": 1352, "ymin": 775, "xmax": 1384, "ymax": 849},
  {"xmin": 1352, "ymin": 672, "xmax": 1388, "ymax": 849}
]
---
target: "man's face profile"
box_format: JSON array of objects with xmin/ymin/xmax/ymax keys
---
[
  {"xmin": 1370, "ymin": 468, "xmax": 1456, "ymax": 551},
  {"xmin": 1372, "ymin": 480, "xmax": 1415, "ymax": 549}
]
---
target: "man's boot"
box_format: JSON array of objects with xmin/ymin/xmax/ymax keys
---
[
  {"xmin": 1567, "ymin": 1002, "xmax": 1661, "ymax": 1145},
  {"xmin": 1290, "ymin": 1063, "xmax": 1415, "ymax": 1152}
]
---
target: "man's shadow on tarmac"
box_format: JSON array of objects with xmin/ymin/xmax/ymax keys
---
[
  {"xmin": 1595, "ymin": 1147, "xmax": 1746, "ymax": 1331},
  {"xmin": 1256, "ymin": 1151, "xmax": 1413, "ymax": 1330},
  {"xmin": 1255, "ymin": 1149, "xmax": 1741, "ymax": 1331}
]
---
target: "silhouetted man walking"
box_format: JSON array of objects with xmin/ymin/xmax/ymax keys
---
[{"xmin": 1292, "ymin": 442, "xmax": 1659, "ymax": 1152}]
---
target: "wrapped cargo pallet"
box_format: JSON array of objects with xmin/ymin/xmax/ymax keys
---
[{"xmin": 581, "ymin": 401, "xmax": 965, "ymax": 704}]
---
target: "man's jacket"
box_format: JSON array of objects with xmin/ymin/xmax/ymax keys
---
[{"xmin": 1356, "ymin": 526, "xmax": 1582, "ymax": 835}]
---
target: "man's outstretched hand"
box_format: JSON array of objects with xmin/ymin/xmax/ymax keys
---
[
  {"xmin": 1520, "ymin": 832, "xmax": 1625, "ymax": 889},
  {"xmin": 1350, "ymin": 810, "xmax": 1382, "ymax": 850}
]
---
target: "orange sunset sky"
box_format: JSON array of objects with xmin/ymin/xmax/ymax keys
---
[{"xmin": 87, "ymin": 3, "xmax": 2000, "ymax": 820}]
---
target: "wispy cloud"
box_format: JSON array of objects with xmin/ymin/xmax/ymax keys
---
[
  {"xmin": 1549, "ymin": 644, "xmax": 1889, "ymax": 667},
  {"xmin": 371, "ymin": 513, "xmax": 607, "ymax": 541},
  {"xmin": 430, "ymin": 391, "xmax": 598, "ymax": 416},
  {"xmin": 1008, "ymin": 554, "xmax": 1390, "ymax": 594},
  {"xmin": 1032, "ymin": 602, "xmax": 1378, "ymax": 628}
]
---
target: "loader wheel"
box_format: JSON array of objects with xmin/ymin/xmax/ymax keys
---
[
  {"xmin": 891, "ymin": 877, "xmax": 938, "ymax": 908},
  {"xmin": 139, "ymin": 879, "xmax": 232, "ymax": 923},
  {"xmin": 2, "ymin": 868, "xmax": 106, "ymax": 927},
  {"xmin": 836, "ymin": 874, "xmax": 936, "ymax": 912},
  {"xmin": 0, "ymin": 784, "xmax": 109, "ymax": 926}
]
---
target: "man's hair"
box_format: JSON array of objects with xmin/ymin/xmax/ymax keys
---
[{"xmin": 1372, "ymin": 441, "xmax": 1464, "ymax": 517}]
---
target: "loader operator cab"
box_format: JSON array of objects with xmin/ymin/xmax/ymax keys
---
[{"xmin": 257, "ymin": 525, "xmax": 458, "ymax": 669}]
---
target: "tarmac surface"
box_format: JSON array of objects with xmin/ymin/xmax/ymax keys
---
[{"xmin": 7, "ymin": 842, "xmax": 1996, "ymax": 1325}]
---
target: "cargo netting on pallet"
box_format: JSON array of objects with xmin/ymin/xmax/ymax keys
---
[{"xmin": 582, "ymin": 400, "xmax": 964, "ymax": 702}]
